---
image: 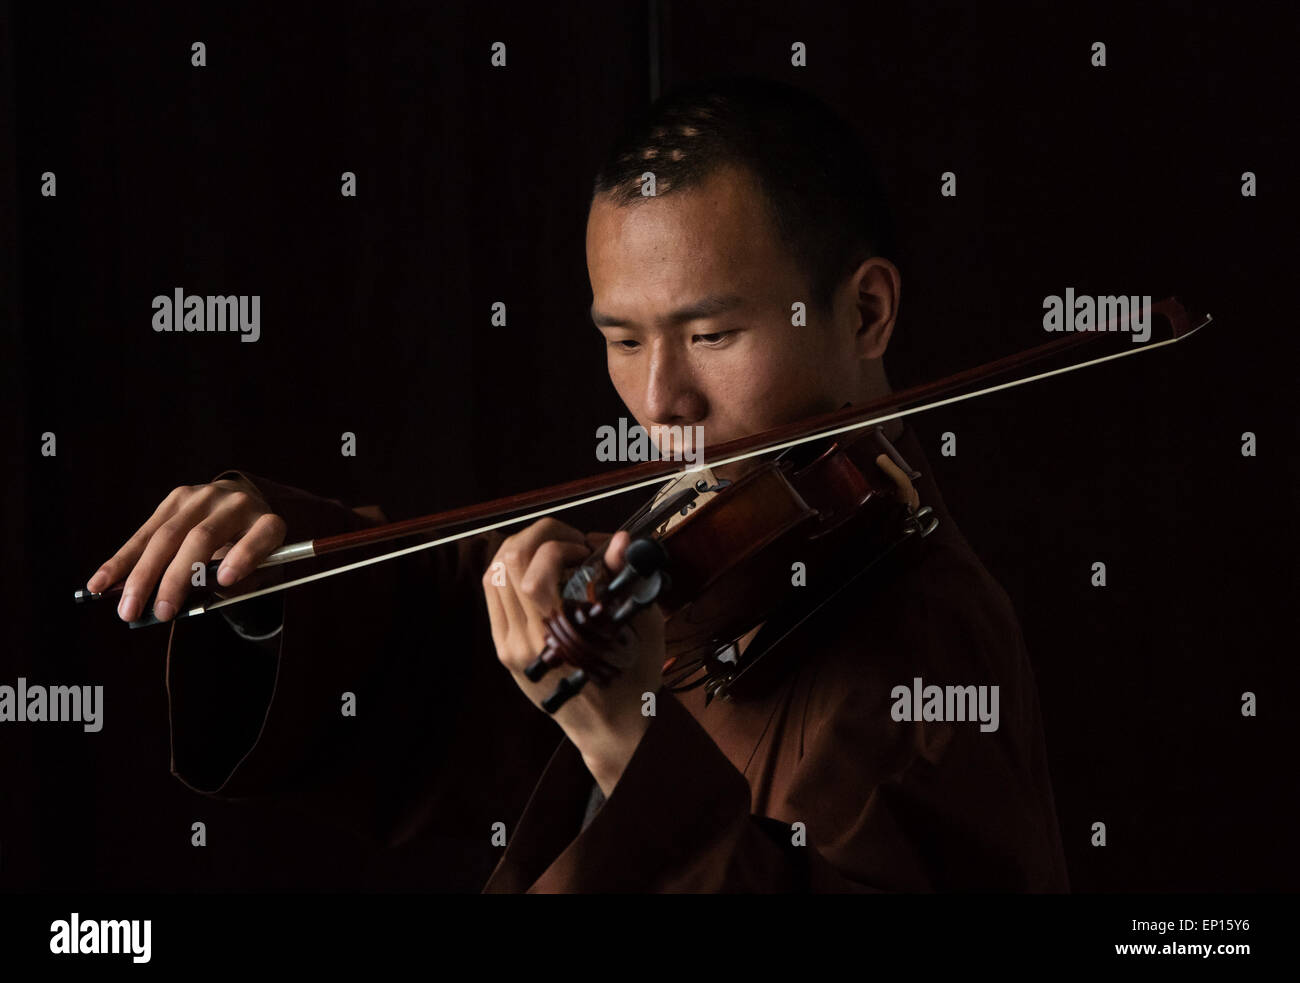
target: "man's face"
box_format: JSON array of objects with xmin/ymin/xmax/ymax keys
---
[{"xmin": 586, "ymin": 164, "xmax": 866, "ymax": 468}]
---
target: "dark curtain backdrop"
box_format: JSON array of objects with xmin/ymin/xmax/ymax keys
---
[{"xmin": 2, "ymin": 0, "xmax": 1295, "ymax": 892}]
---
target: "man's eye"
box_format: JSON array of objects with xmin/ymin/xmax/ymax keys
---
[
  {"xmin": 609, "ymin": 339, "xmax": 640, "ymax": 351},
  {"xmin": 692, "ymin": 331, "xmax": 732, "ymax": 346}
]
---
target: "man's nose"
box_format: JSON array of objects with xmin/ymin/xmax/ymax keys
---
[{"xmin": 643, "ymin": 337, "xmax": 706, "ymax": 423}]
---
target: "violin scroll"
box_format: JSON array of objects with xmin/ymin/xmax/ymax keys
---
[{"xmin": 526, "ymin": 537, "xmax": 670, "ymax": 713}]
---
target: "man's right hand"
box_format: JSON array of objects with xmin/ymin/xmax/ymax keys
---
[{"xmin": 85, "ymin": 477, "xmax": 288, "ymax": 623}]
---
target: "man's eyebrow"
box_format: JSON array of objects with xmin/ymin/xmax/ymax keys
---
[{"xmin": 591, "ymin": 293, "xmax": 746, "ymax": 328}]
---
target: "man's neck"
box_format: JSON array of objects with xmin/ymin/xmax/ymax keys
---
[{"xmin": 855, "ymin": 357, "xmax": 900, "ymax": 442}]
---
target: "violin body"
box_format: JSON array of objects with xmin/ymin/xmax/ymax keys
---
[
  {"xmin": 538, "ymin": 425, "xmax": 933, "ymax": 704},
  {"xmin": 649, "ymin": 460, "xmax": 820, "ymax": 652}
]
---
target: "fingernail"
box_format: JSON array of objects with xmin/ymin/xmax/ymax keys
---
[
  {"xmin": 87, "ymin": 572, "xmax": 105, "ymax": 593},
  {"xmin": 118, "ymin": 595, "xmax": 140, "ymax": 622},
  {"xmin": 154, "ymin": 600, "xmax": 176, "ymax": 622},
  {"xmin": 217, "ymin": 564, "xmax": 234, "ymax": 587}
]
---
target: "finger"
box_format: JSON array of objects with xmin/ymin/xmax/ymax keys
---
[
  {"xmin": 215, "ymin": 512, "xmax": 288, "ymax": 586},
  {"xmin": 603, "ymin": 530, "xmax": 632, "ymax": 571},
  {"xmin": 496, "ymin": 520, "xmax": 584, "ymax": 617},
  {"xmin": 482, "ymin": 564, "xmax": 510, "ymax": 653},
  {"xmin": 153, "ymin": 504, "xmax": 256, "ymax": 621},
  {"xmin": 519, "ymin": 540, "xmax": 591, "ymax": 612},
  {"xmin": 498, "ymin": 573, "xmax": 538, "ymax": 671},
  {"xmin": 492, "ymin": 521, "xmax": 590, "ymax": 674},
  {"xmin": 86, "ymin": 486, "xmax": 189, "ymax": 593},
  {"xmin": 497, "ymin": 519, "xmax": 586, "ymax": 581},
  {"xmin": 875, "ymin": 454, "xmax": 920, "ymax": 510},
  {"xmin": 89, "ymin": 528, "xmax": 158, "ymax": 597},
  {"xmin": 585, "ymin": 530, "xmax": 614, "ymax": 552},
  {"xmin": 117, "ymin": 487, "xmax": 221, "ymax": 621},
  {"xmin": 489, "ymin": 549, "xmax": 530, "ymax": 649}
]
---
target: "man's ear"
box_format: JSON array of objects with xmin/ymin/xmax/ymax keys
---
[{"xmin": 849, "ymin": 256, "xmax": 901, "ymax": 360}]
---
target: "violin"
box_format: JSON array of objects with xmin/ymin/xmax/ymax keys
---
[
  {"xmin": 75, "ymin": 297, "xmax": 1210, "ymax": 713},
  {"xmin": 531, "ymin": 422, "xmax": 934, "ymax": 709}
]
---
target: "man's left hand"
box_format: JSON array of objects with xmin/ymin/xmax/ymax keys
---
[{"xmin": 483, "ymin": 519, "xmax": 665, "ymax": 797}]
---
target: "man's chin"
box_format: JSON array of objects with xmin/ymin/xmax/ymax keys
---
[
  {"xmin": 648, "ymin": 425, "xmax": 779, "ymax": 482},
  {"xmin": 688, "ymin": 427, "xmax": 765, "ymax": 482}
]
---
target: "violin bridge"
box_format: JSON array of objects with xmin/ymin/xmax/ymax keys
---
[{"xmin": 646, "ymin": 467, "xmax": 729, "ymax": 536}]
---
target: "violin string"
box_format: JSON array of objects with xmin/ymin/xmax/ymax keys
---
[
  {"xmin": 663, "ymin": 658, "xmax": 708, "ymax": 690},
  {"xmin": 186, "ymin": 318, "xmax": 1207, "ymax": 619}
]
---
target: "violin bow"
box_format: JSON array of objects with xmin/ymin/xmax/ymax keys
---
[{"xmin": 77, "ymin": 296, "xmax": 1211, "ymax": 626}]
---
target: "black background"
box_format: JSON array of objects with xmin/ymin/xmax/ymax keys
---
[{"xmin": 2, "ymin": 0, "xmax": 1295, "ymax": 893}]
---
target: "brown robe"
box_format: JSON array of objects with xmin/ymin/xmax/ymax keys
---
[{"xmin": 165, "ymin": 427, "xmax": 1070, "ymax": 892}]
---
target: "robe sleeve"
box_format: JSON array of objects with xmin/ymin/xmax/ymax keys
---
[
  {"xmin": 484, "ymin": 561, "xmax": 1070, "ymax": 893},
  {"xmin": 485, "ymin": 691, "xmax": 819, "ymax": 892},
  {"xmin": 164, "ymin": 470, "xmax": 558, "ymax": 849}
]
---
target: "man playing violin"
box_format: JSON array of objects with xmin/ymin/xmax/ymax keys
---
[{"xmin": 87, "ymin": 78, "xmax": 1069, "ymax": 892}]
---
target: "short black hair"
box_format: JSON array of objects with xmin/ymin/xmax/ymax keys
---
[{"xmin": 591, "ymin": 76, "xmax": 896, "ymax": 313}]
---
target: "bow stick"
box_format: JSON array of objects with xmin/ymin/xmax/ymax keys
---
[{"xmin": 76, "ymin": 297, "xmax": 1210, "ymax": 626}]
